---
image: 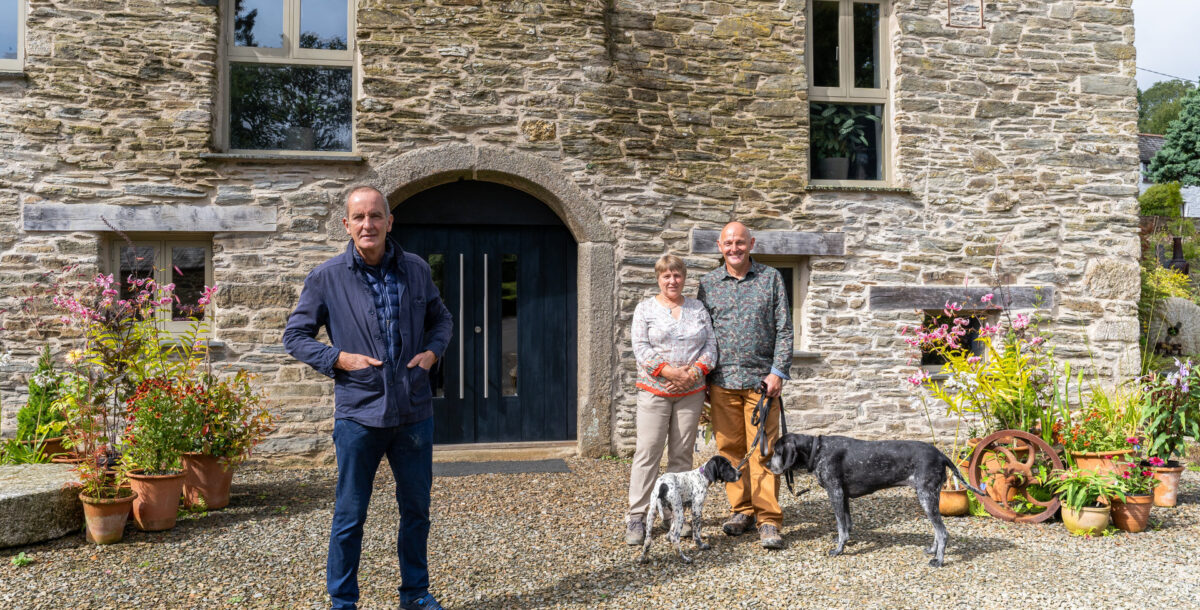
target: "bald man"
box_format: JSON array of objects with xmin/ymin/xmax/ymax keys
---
[{"xmin": 697, "ymin": 222, "xmax": 794, "ymax": 550}]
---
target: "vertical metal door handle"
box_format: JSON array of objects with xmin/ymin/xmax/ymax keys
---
[
  {"xmin": 458, "ymin": 253, "xmax": 464, "ymax": 400},
  {"xmin": 483, "ymin": 253, "xmax": 489, "ymax": 399}
]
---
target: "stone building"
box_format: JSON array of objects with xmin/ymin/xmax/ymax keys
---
[{"xmin": 0, "ymin": 0, "xmax": 1141, "ymax": 460}]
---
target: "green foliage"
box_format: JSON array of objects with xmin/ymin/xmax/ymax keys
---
[
  {"xmin": 1052, "ymin": 386, "xmax": 1143, "ymax": 454},
  {"xmin": 1048, "ymin": 469, "xmax": 1125, "ymax": 511},
  {"xmin": 1140, "ymin": 360, "xmax": 1200, "ymax": 461},
  {"xmin": 1149, "ymin": 89, "xmax": 1200, "ymax": 186},
  {"xmin": 0, "ymin": 438, "xmax": 48, "ymax": 465},
  {"xmin": 10, "ymin": 552, "xmax": 33, "ymax": 567},
  {"xmin": 123, "ymin": 377, "xmax": 194, "ymax": 474},
  {"xmin": 16, "ymin": 345, "xmax": 64, "ymax": 441},
  {"xmin": 1138, "ymin": 262, "xmax": 1194, "ymax": 361},
  {"xmin": 1113, "ymin": 461, "xmax": 1159, "ymax": 496},
  {"xmin": 180, "ymin": 370, "xmax": 273, "ymax": 466},
  {"xmin": 809, "ymin": 103, "xmax": 880, "ymax": 159},
  {"xmin": 1138, "ymin": 181, "xmax": 1183, "ymax": 217},
  {"xmin": 1139, "ymin": 80, "xmax": 1197, "ymax": 135}
]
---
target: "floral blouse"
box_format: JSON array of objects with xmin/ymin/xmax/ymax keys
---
[{"xmin": 631, "ymin": 296, "xmax": 718, "ymax": 397}]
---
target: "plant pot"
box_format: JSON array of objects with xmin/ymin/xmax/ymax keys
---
[
  {"xmin": 1061, "ymin": 504, "xmax": 1110, "ymax": 536},
  {"xmin": 1149, "ymin": 463, "xmax": 1185, "ymax": 507},
  {"xmin": 1069, "ymin": 449, "xmax": 1134, "ymax": 477},
  {"xmin": 19, "ymin": 436, "xmax": 66, "ymax": 457},
  {"xmin": 939, "ymin": 487, "xmax": 969, "ymax": 516},
  {"xmin": 817, "ymin": 157, "xmax": 850, "ymax": 180},
  {"xmin": 80, "ymin": 491, "xmax": 137, "ymax": 545},
  {"xmin": 182, "ymin": 453, "xmax": 235, "ymax": 510},
  {"xmin": 1111, "ymin": 494, "xmax": 1153, "ymax": 533},
  {"xmin": 127, "ymin": 470, "xmax": 186, "ymax": 531},
  {"xmin": 50, "ymin": 452, "xmax": 84, "ymax": 464}
]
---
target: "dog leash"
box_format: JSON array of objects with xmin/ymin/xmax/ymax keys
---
[{"xmin": 734, "ymin": 382, "xmax": 798, "ymax": 496}]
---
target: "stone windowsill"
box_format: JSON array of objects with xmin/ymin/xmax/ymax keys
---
[
  {"xmin": 199, "ymin": 152, "xmax": 365, "ymax": 163},
  {"xmin": 805, "ymin": 184, "xmax": 914, "ymax": 195},
  {"xmin": 0, "ymin": 70, "xmax": 26, "ymax": 80}
]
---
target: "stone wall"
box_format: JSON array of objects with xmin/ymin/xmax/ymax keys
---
[{"xmin": 0, "ymin": 0, "xmax": 1140, "ymax": 460}]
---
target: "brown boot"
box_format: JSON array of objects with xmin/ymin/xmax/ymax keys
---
[
  {"xmin": 721, "ymin": 512, "xmax": 754, "ymax": 536},
  {"xmin": 759, "ymin": 523, "xmax": 784, "ymax": 550},
  {"xmin": 625, "ymin": 516, "xmax": 645, "ymax": 545}
]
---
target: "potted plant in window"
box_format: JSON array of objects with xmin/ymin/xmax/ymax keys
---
[
  {"xmin": 1048, "ymin": 469, "xmax": 1123, "ymax": 536},
  {"xmin": 809, "ymin": 103, "xmax": 879, "ymax": 180},
  {"xmin": 1138, "ymin": 358, "xmax": 1200, "ymax": 506}
]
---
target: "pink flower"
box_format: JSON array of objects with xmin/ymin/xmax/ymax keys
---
[
  {"xmin": 981, "ymin": 293, "xmax": 994, "ymax": 304},
  {"xmin": 905, "ymin": 371, "xmax": 931, "ymax": 387},
  {"xmin": 1148, "ymin": 457, "xmax": 1166, "ymax": 467},
  {"xmin": 967, "ymin": 356, "xmax": 981, "ymax": 365},
  {"xmin": 1012, "ymin": 313, "xmax": 1030, "ymax": 331},
  {"xmin": 1126, "ymin": 437, "xmax": 1140, "ymax": 445}
]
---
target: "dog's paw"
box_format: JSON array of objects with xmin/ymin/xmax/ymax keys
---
[
  {"xmin": 827, "ymin": 547, "xmax": 842, "ymax": 557},
  {"xmin": 928, "ymin": 558, "xmax": 944, "ymax": 568},
  {"xmin": 637, "ymin": 555, "xmax": 649, "ymax": 565},
  {"xmin": 696, "ymin": 542, "xmax": 711, "ymax": 551},
  {"xmin": 680, "ymin": 555, "xmax": 693, "ymax": 564}
]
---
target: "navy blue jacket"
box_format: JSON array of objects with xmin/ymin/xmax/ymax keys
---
[{"xmin": 283, "ymin": 240, "xmax": 454, "ymax": 428}]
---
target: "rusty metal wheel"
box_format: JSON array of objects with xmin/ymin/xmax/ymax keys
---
[{"xmin": 966, "ymin": 430, "xmax": 1063, "ymax": 523}]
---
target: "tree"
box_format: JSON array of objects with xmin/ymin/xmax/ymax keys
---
[
  {"xmin": 1149, "ymin": 89, "xmax": 1200, "ymax": 187},
  {"xmin": 1138, "ymin": 79, "xmax": 1197, "ymax": 135}
]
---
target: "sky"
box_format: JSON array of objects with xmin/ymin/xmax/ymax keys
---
[{"xmin": 1134, "ymin": 0, "xmax": 1200, "ymax": 90}]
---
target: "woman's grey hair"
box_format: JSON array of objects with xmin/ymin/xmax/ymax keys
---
[{"xmin": 654, "ymin": 254, "xmax": 687, "ymax": 278}]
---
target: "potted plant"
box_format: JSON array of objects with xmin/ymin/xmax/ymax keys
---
[
  {"xmin": 1110, "ymin": 460, "xmax": 1158, "ymax": 533},
  {"xmin": 180, "ymin": 369, "xmax": 273, "ymax": 510},
  {"xmin": 1139, "ymin": 358, "xmax": 1200, "ymax": 506},
  {"xmin": 1048, "ymin": 469, "xmax": 1123, "ymax": 536},
  {"xmin": 809, "ymin": 103, "xmax": 879, "ymax": 180},
  {"xmin": 15, "ymin": 345, "xmax": 67, "ymax": 457},
  {"xmin": 72, "ymin": 445, "xmax": 136, "ymax": 544},
  {"xmin": 1053, "ymin": 395, "xmax": 1137, "ymax": 476},
  {"xmin": 122, "ymin": 377, "xmax": 193, "ymax": 531}
]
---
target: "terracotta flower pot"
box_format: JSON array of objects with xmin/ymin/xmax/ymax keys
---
[
  {"xmin": 80, "ymin": 491, "xmax": 137, "ymax": 545},
  {"xmin": 1061, "ymin": 504, "xmax": 1110, "ymax": 536},
  {"xmin": 1150, "ymin": 464, "xmax": 1185, "ymax": 507},
  {"xmin": 182, "ymin": 453, "xmax": 235, "ymax": 510},
  {"xmin": 50, "ymin": 453, "xmax": 84, "ymax": 465},
  {"xmin": 939, "ymin": 487, "xmax": 969, "ymax": 516},
  {"xmin": 1111, "ymin": 494, "xmax": 1153, "ymax": 533},
  {"xmin": 127, "ymin": 470, "xmax": 186, "ymax": 531},
  {"xmin": 1069, "ymin": 449, "xmax": 1134, "ymax": 477}
]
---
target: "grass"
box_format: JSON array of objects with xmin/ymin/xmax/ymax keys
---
[{"xmin": 10, "ymin": 552, "xmax": 33, "ymax": 567}]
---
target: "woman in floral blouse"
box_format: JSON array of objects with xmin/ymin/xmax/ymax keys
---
[{"xmin": 624, "ymin": 254, "xmax": 718, "ymax": 545}]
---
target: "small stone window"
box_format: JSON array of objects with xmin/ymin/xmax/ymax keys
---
[
  {"xmin": 107, "ymin": 238, "xmax": 215, "ymax": 334},
  {"xmin": 219, "ymin": 0, "xmax": 355, "ymax": 153},
  {"xmin": 0, "ymin": 0, "xmax": 25, "ymax": 73},
  {"xmin": 919, "ymin": 311, "xmax": 984, "ymax": 368},
  {"xmin": 756, "ymin": 256, "xmax": 810, "ymax": 350},
  {"xmin": 808, "ymin": 0, "xmax": 890, "ymax": 184}
]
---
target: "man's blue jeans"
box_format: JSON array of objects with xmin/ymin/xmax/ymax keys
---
[{"xmin": 328, "ymin": 416, "xmax": 433, "ymax": 609}]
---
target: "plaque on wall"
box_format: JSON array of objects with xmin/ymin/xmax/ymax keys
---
[{"xmin": 948, "ymin": 0, "xmax": 985, "ymax": 29}]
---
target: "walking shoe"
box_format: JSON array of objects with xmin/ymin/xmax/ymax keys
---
[
  {"xmin": 721, "ymin": 512, "xmax": 755, "ymax": 536},
  {"xmin": 400, "ymin": 593, "xmax": 443, "ymax": 610},
  {"xmin": 625, "ymin": 516, "xmax": 646, "ymax": 545},
  {"xmin": 759, "ymin": 524, "xmax": 784, "ymax": 550}
]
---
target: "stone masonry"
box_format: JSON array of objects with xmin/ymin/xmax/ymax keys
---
[{"xmin": 0, "ymin": 1, "xmax": 1140, "ymax": 460}]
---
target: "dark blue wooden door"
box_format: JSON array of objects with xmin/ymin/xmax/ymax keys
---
[{"xmin": 391, "ymin": 184, "xmax": 577, "ymax": 444}]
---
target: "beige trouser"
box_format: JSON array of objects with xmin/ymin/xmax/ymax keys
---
[
  {"xmin": 710, "ymin": 384, "xmax": 782, "ymax": 527},
  {"xmin": 627, "ymin": 389, "xmax": 706, "ymax": 520}
]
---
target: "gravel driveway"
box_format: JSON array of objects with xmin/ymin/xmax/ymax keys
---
[{"xmin": 2, "ymin": 454, "xmax": 1197, "ymax": 609}]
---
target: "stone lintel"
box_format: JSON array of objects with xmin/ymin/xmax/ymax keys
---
[
  {"xmin": 23, "ymin": 203, "xmax": 277, "ymax": 232},
  {"xmin": 690, "ymin": 230, "xmax": 845, "ymax": 256},
  {"xmin": 868, "ymin": 285, "xmax": 1054, "ymax": 311}
]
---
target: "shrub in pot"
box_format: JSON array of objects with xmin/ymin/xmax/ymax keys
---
[
  {"xmin": 15, "ymin": 345, "xmax": 67, "ymax": 458},
  {"xmin": 1048, "ymin": 469, "xmax": 1122, "ymax": 536},
  {"xmin": 72, "ymin": 445, "xmax": 136, "ymax": 545},
  {"xmin": 1110, "ymin": 460, "xmax": 1158, "ymax": 533},
  {"xmin": 180, "ymin": 370, "xmax": 273, "ymax": 510},
  {"xmin": 1139, "ymin": 359, "xmax": 1200, "ymax": 506},
  {"xmin": 123, "ymin": 377, "xmax": 194, "ymax": 531}
]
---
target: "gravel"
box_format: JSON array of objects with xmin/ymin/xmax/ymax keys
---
[{"xmin": 2, "ymin": 453, "xmax": 1198, "ymax": 609}]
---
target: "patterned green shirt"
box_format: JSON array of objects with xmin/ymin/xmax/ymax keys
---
[{"xmin": 697, "ymin": 260, "xmax": 793, "ymax": 390}]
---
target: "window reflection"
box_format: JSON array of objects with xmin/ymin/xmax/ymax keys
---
[
  {"xmin": 812, "ymin": 1, "xmax": 840, "ymax": 88},
  {"xmin": 1, "ymin": 0, "xmax": 17, "ymax": 60},
  {"xmin": 118, "ymin": 246, "xmax": 157, "ymax": 302},
  {"xmin": 300, "ymin": 0, "xmax": 348, "ymax": 50},
  {"xmin": 172, "ymin": 247, "xmax": 208, "ymax": 321},
  {"xmin": 229, "ymin": 63, "xmax": 352, "ymax": 151},
  {"xmin": 501, "ymin": 254, "xmax": 518, "ymax": 396},
  {"xmin": 233, "ymin": 0, "xmax": 284, "ymax": 49},
  {"xmin": 853, "ymin": 3, "xmax": 880, "ymax": 89}
]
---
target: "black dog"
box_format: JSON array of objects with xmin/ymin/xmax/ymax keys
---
[
  {"xmin": 639, "ymin": 455, "xmax": 742, "ymax": 564},
  {"xmin": 767, "ymin": 433, "xmax": 984, "ymax": 567}
]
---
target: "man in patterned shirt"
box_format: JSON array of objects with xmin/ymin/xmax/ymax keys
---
[{"xmin": 697, "ymin": 221, "xmax": 793, "ymax": 549}]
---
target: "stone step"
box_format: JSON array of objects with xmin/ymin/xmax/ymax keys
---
[{"xmin": 0, "ymin": 464, "xmax": 84, "ymax": 548}]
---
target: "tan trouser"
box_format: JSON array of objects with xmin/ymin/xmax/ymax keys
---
[
  {"xmin": 710, "ymin": 384, "xmax": 781, "ymax": 527},
  {"xmin": 627, "ymin": 389, "xmax": 705, "ymax": 519}
]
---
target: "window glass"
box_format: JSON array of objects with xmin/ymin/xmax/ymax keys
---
[
  {"xmin": 233, "ymin": 0, "xmax": 285, "ymax": 49},
  {"xmin": 812, "ymin": 1, "xmax": 840, "ymax": 88},
  {"xmin": 0, "ymin": 0, "xmax": 17, "ymax": 61},
  {"xmin": 809, "ymin": 102, "xmax": 883, "ymax": 180},
  {"xmin": 171, "ymin": 246, "xmax": 208, "ymax": 321},
  {"xmin": 920, "ymin": 313, "xmax": 983, "ymax": 367},
  {"xmin": 117, "ymin": 246, "xmax": 157, "ymax": 302},
  {"xmin": 853, "ymin": 3, "xmax": 881, "ymax": 89},
  {"xmin": 229, "ymin": 63, "xmax": 352, "ymax": 151},
  {"xmin": 501, "ymin": 254, "xmax": 518, "ymax": 396},
  {"xmin": 300, "ymin": 0, "xmax": 348, "ymax": 50}
]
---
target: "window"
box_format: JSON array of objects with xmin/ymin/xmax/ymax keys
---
[
  {"xmin": 108, "ymin": 239, "xmax": 214, "ymax": 334},
  {"xmin": 220, "ymin": 0, "xmax": 355, "ymax": 152},
  {"xmin": 0, "ymin": 0, "xmax": 24, "ymax": 72},
  {"xmin": 808, "ymin": 0, "xmax": 890, "ymax": 184},
  {"xmin": 757, "ymin": 257, "xmax": 810, "ymax": 350},
  {"xmin": 918, "ymin": 310, "xmax": 997, "ymax": 373}
]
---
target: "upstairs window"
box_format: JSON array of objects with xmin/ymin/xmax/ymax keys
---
[
  {"xmin": 221, "ymin": 0, "xmax": 355, "ymax": 152},
  {"xmin": 808, "ymin": 0, "xmax": 890, "ymax": 184},
  {"xmin": 1, "ymin": 0, "xmax": 24, "ymax": 72}
]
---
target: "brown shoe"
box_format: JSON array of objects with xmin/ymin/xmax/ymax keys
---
[
  {"xmin": 722, "ymin": 512, "xmax": 754, "ymax": 537},
  {"xmin": 625, "ymin": 517, "xmax": 645, "ymax": 546},
  {"xmin": 759, "ymin": 524, "xmax": 784, "ymax": 550}
]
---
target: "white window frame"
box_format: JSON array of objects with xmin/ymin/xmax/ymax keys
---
[
  {"xmin": 108, "ymin": 238, "xmax": 215, "ymax": 335},
  {"xmin": 0, "ymin": 0, "xmax": 25, "ymax": 73},
  {"xmin": 216, "ymin": 0, "xmax": 357, "ymax": 154},
  {"xmin": 807, "ymin": 0, "xmax": 893, "ymax": 187},
  {"xmin": 755, "ymin": 256, "xmax": 810, "ymax": 351}
]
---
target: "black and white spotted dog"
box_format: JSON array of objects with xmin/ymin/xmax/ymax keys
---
[{"xmin": 638, "ymin": 455, "xmax": 742, "ymax": 564}]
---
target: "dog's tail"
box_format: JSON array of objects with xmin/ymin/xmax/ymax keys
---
[{"xmin": 940, "ymin": 453, "xmax": 987, "ymax": 496}]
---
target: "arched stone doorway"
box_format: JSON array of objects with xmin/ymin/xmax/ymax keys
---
[{"xmin": 368, "ymin": 145, "xmax": 615, "ymax": 456}]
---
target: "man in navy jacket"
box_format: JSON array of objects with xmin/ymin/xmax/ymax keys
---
[{"xmin": 284, "ymin": 185, "xmax": 453, "ymax": 610}]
